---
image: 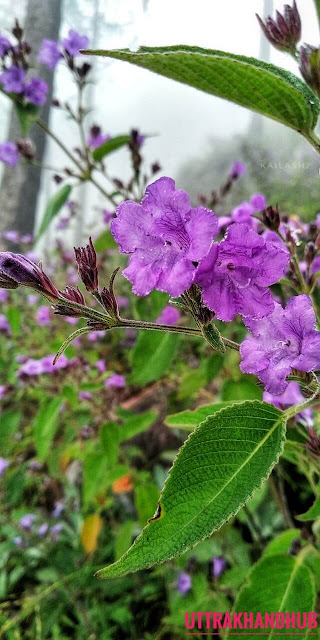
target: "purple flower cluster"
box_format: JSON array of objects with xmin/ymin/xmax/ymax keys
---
[
  {"xmin": 0, "ymin": 141, "xmax": 19, "ymax": 167},
  {"xmin": 37, "ymin": 29, "xmax": 89, "ymax": 70},
  {"xmin": 240, "ymin": 295, "xmax": 320, "ymax": 394},
  {"xmin": 18, "ymin": 354, "xmax": 76, "ymax": 378},
  {"xmin": 0, "ymin": 66, "xmax": 48, "ymax": 105}
]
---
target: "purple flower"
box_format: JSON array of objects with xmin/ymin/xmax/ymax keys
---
[
  {"xmin": 20, "ymin": 234, "xmax": 32, "ymax": 244},
  {"xmin": 177, "ymin": 572, "xmax": 191, "ymax": 595},
  {"xmin": 87, "ymin": 131, "xmax": 110, "ymax": 149},
  {"xmin": 56, "ymin": 215, "xmax": 70, "ymax": 231},
  {"xmin": 88, "ymin": 330, "xmax": 104, "ymax": 342},
  {"xmin": 13, "ymin": 536, "xmax": 23, "ymax": 547},
  {"xmin": 0, "ymin": 252, "xmax": 59, "ymax": 299},
  {"xmin": 156, "ymin": 305, "xmax": 180, "ymax": 325},
  {"xmin": 0, "ymin": 289, "xmax": 8, "ymax": 302},
  {"xmin": 3, "ymin": 230, "xmax": 20, "ymax": 243},
  {"xmin": 19, "ymin": 514, "xmax": 35, "ymax": 530},
  {"xmin": 24, "ymin": 77, "xmax": 48, "ymax": 106},
  {"xmin": 251, "ymin": 193, "xmax": 267, "ymax": 211},
  {"xmin": 27, "ymin": 294, "xmax": 39, "ymax": 305},
  {"xmin": 18, "ymin": 359, "xmax": 43, "ymax": 377},
  {"xmin": 229, "ymin": 161, "xmax": 246, "ymax": 179},
  {"xmin": 0, "ymin": 142, "xmax": 19, "ymax": 168},
  {"xmin": 95, "ymin": 359, "xmax": 106, "ymax": 374},
  {"xmin": 37, "ymin": 39, "xmax": 62, "ymax": 70},
  {"xmin": 0, "ymin": 457, "xmax": 10, "ymax": 476},
  {"xmin": 263, "ymin": 381, "xmax": 313, "ymax": 426},
  {"xmin": 78, "ymin": 391, "xmax": 92, "ymax": 400},
  {"xmin": 103, "ymin": 209, "xmax": 113, "ymax": 224},
  {"xmin": 36, "ymin": 305, "xmax": 51, "ymax": 326},
  {"xmin": 52, "ymin": 501, "xmax": 64, "ymax": 518},
  {"xmin": 54, "ymin": 354, "xmax": 69, "ymax": 370},
  {"xmin": 50, "ymin": 523, "xmax": 63, "ymax": 541},
  {"xmin": 231, "ymin": 201, "xmax": 254, "ymax": 224},
  {"xmin": 0, "ymin": 314, "xmax": 9, "ymax": 333},
  {"xmin": 105, "ymin": 374, "xmax": 126, "ymax": 389},
  {"xmin": 0, "ymin": 385, "xmax": 7, "ymax": 399},
  {"xmin": 37, "ymin": 523, "xmax": 49, "ymax": 536},
  {"xmin": 0, "ymin": 66, "xmax": 25, "ymax": 93},
  {"xmin": 240, "ymin": 295, "xmax": 320, "ymax": 394},
  {"xmin": 212, "ymin": 556, "xmax": 226, "ymax": 579},
  {"xmin": 65, "ymin": 316, "xmax": 78, "ymax": 325},
  {"xmin": 0, "ymin": 35, "xmax": 11, "ymax": 57},
  {"xmin": 112, "ymin": 177, "xmax": 218, "ymax": 297},
  {"xmin": 117, "ymin": 296, "xmax": 128, "ymax": 309},
  {"xmin": 62, "ymin": 30, "xmax": 89, "ymax": 56},
  {"xmin": 40, "ymin": 355, "xmax": 56, "ymax": 374},
  {"xmin": 195, "ymin": 223, "xmax": 289, "ymax": 322}
]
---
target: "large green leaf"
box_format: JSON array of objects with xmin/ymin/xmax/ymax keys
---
[
  {"xmin": 226, "ymin": 553, "xmax": 316, "ymax": 639},
  {"xmin": 297, "ymin": 497, "xmax": 320, "ymax": 522},
  {"xmin": 165, "ymin": 401, "xmax": 235, "ymax": 430},
  {"xmin": 84, "ymin": 46, "xmax": 320, "ymax": 136},
  {"xmin": 36, "ymin": 184, "xmax": 72, "ymax": 241},
  {"xmin": 92, "ymin": 134, "xmax": 130, "ymax": 162},
  {"xmin": 130, "ymin": 330, "xmax": 178, "ymax": 385},
  {"xmin": 33, "ymin": 397, "xmax": 64, "ymax": 461},
  {"xmin": 97, "ymin": 401, "xmax": 286, "ymax": 578}
]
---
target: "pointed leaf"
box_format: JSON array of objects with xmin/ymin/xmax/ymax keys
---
[
  {"xmin": 97, "ymin": 401, "xmax": 286, "ymax": 578},
  {"xmin": 36, "ymin": 185, "xmax": 72, "ymax": 241},
  {"xmin": 84, "ymin": 46, "xmax": 320, "ymax": 136},
  {"xmin": 130, "ymin": 330, "xmax": 178, "ymax": 385},
  {"xmin": 53, "ymin": 327, "xmax": 93, "ymax": 364},
  {"xmin": 92, "ymin": 134, "xmax": 131, "ymax": 162},
  {"xmin": 226, "ymin": 553, "xmax": 316, "ymax": 639},
  {"xmin": 33, "ymin": 397, "xmax": 64, "ymax": 461},
  {"xmin": 201, "ymin": 322, "xmax": 225, "ymax": 352},
  {"xmin": 165, "ymin": 401, "xmax": 235, "ymax": 430},
  {"xmin": 297, "ymin": 496, "xmax": 320, "ymax": 522}
]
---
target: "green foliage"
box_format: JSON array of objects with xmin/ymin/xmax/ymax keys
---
[
  {"xmin": 86, "ymin": 46, "xmax": 320, "ymax": 137},
  {"xmin": 36, "ymin": 185, "xmax": 73, "ymax": 241},
  {"xmin": 165, "ymin": 401, "xmax": 234, "ymax": 429},
  {"xmin": 15, "ymin": 101, "xmax": 41, "ymax": 135},
  {"xmin": 297, "ymin": 497, "xmax": 320, "ymax": 521},
  {"xmin": 130, "ymin": 331, "xmax": 179, "ymax": 385},
  {"xmin": 97, "ymin": 401, "xmax": 286, "ymax": 578},
  {"xmin": 33, "ymin": 396, "xmax": 64, "ymax": 461},
  {"xmin": 92, "ymin": 134, "xmax": 131, "ymax": 162},
  {"xmin": 228, "ymin": 553, "xmax": 316, "ymax": 639}
]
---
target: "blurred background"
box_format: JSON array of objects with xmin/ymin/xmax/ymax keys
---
[{"xmin": 0, "ymin": 0, "xmax": 320, "ymax": 250}]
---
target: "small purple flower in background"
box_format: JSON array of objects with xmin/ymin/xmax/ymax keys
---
[
  {"xmin": 95, "ymin": 359, "xmax": 106, "ymax": 374},
  {"xmin": 231, "ymin": 201, "xmax": 254, "ymax": 224},
  {"xmin": 105, "ymin": 374, "xmax": 126, "ymax": 389},
  {"xmin": 62, "ymin": 29, "xmax": 89, "ymax": 56},
  {"xmin": 156, "ymin": 305, "xmax": 180, "ymax": 325},
  {"xmin": 0, "ymin": 35, "xmax": 11, "ymax": 57},
  {"xmin": 229, "ymin": 161, "xmax": 246, "ymax": 179},
  {"xmin": 0, "ymin": 66, "xmax": 25, "ymax": 93},
  {"xmin": 37, "ymin": 39, "xmax": 62, "ymax": 70},
  {"xmin": 212, "ymin": 556, "xmax": 226, "ymax": 579},
  {"xmin": 24, "ymin": 77, "xmax": 48, "ymax": 105},
  {"xmin": 56, "ymin": 215, "xmax": 70, "ymax": 231},
  {"xmin": 78, "ymin": 391, "xmax": 92, "ymax": 401},
  {"xmin": 36, "ymin": 305, "xmax": 51, "ymax": 326},
  {"xmin": 117, "ymin": 296, "xmax": 129, "ymax": 310},
  {"xmin": 18, "ymin": 359, "xmax": 43, "ymax": 377},
  {"xmin": 0, "ymin": 314, "xmax": 10, "ymax": 333},
  {"xmin": 2, "ymin": 230, "xmax": 20, "ymax": 243},
  {"xmin": 51, "ymin": 523, "xmax": 63, "ymax": 541},
  {"xmin": 37, "ymin": 523, "xmax": 49, "ymax": 536},
  {"xmin": 13, "ymin": 536, "xmax": 24, "ymax": 547},
  {"xmin": 177, "ymin": 572, "xmax": 191, "ymax": 595},
  {"xmin": 195, "ymin": 223, "xmax": 289, "ymax": 322},
  {"xmin": 0, "ymin": 385, "xmax": 7, "ymax": 399},
  {"xmin": 40, "ymin": 355, "xmax": 56, "ymax": 374},
  {"xmin": 0, "ymin": 289, "xmax": 9, "ymax": 302},
  {"xmin": 27, "ymin": 294, "xmax": 39, "ymax": 305},
  {"xmin": 263, "ymin": 381, "xmax": 313, "ymax": 426},
  {"xmin": 103, "ymin": 209, "xmax": 113, "ymax": 224},
  {"xmin": 19, "ymin": 514, "xmax": 35, "ymax": 530},
  {"xmin": 250, "ymin": 193, "xmax": 267, "ymax": 212},
  {"xmin": 0, "ymin": 142, "xmax": 19, "ymax": 167},
  {"xmin": 240, "ymin": 295, "xmax": 320, "ymax": 394},
  {"xmin": 0, "ymin": 457, "xmax": 10, "ymax": 476},
  {"xmin": 54, "ymin": 354, "xmax": 70, "ymax": 370},
  {"xmin": 112, "ymin": 177, "xmax": 218, "ymax": 297},
  {"xmin": 28, "ymin": 460, "xmax": 42, "ymax": 471},
  {"xmin": 52, "ymin": 500, "xmax": 64, "ymax": 518},
  {"xmin": 65, "ymin": 316, "xmax": 78, "ymax": 325},
  {"xmin": 88, "ymin": 330, "xmax": 104, "ymax": 342},
  {"xmin": 87, "ymin": 128, "xmax": 110, "ymax": 150}
]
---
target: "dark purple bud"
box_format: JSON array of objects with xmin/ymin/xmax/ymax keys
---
[
  {"xmin": 288, "ymin": 538, "xmax": 302, "ymax": 556},
  {"xmin": 16, "ymin": 139, "xmax": 35, "ymax": 161},
  {"xmin": 100, "ymin": 267, "xmax": 120, "ymax": 319},
  {"xmin": 176, "ymin": 572, "xmax": 191, "ymax": 595},
  {"xmin": 55, "ymin": 285, "xmax": 87, "ymax": 317},
  {"xmin": 12, "ymin": 20, "xmax": 23, "ymax": 41},
  {"xmin": 90, "ymin": 124, "xmax": 101, "ymax": 138},
  {"xmin": 262, "ymin": 205, "xmax": 280, "ymax": 231},
  {"xmin": 53, "ymin": 174, "xmax": 63, "ymax": 184},
  {"xmin": 305, "ymin": 242, "xmax": 316, "ymax": 266},
  {"xmin": 0, "ymin": 252, "xmax": 59, "ymax": 300},
  {"xmin": 74, "ymin": 237, "xmax": 98, "ymax": 292},
  {"xmin": 77, "ymin": 62, "xmax": 91, "ymax": 78},
  {"xmin": 256, "ymin": 1, "xmax": 301, "ymax": 53},
  {"xmin": 51, "ymin": 98, "xmax": 60, "ymax": 107},
  {"xmin": 299, "ymin": 45, "xmax": 320, "ymax": 97},
  {"xmin": 151, "ymin": 161, "xmax": 161, "ymax": 174},
  {"xmin": 113, "ymin": 177, "xmax": 124, "ymax": 190}
]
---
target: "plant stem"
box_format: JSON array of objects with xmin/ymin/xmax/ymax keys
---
[{"xmin": 285, "ymin": 377, "xmax": 320, "ymax": 419}]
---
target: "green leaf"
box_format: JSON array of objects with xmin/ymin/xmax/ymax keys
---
[
  {"xmin": 165, "ymin": 401, "xmax": 235, "ymax": 430},
  {"xmin": 0, "ymin": 411, "xmax": 21, "ymax": 455},
  {"xmin": 135, "ymin": 483, "xmax": 159, "ymax": 527},
  {"xmin": 226, "ymin": 553, "xmax": 316, "ymax": 639},
  {"xmin": 92, "ymin": 134, "xmax": 131, "ymax": 162},
  {"xmin": 97, "ymin": 401, "xmax": 286, "ymax": 578},
  {"xmin": 201, "ymin": 322, "xmax": 225, "ymax": 352},
  {"xmin": 33, "ymin": 397, "xmax": 63, "ymax": 461},
  {"xmin": 84, "ymin": 46, "xmax": 320, "ymax": 136},
  {"xmin": 36, "ymin": 184, "xmax": 72, "ymax": 240},
  {"xmin": 100, "ymin": 423, "xmax": 119, "ymax": 466},
  {"xmin": 15, "ymin": 101, "xmax": 40, "ymax": 135},
  {"xmin": 6, "ymin": 307, "xmax": 21, "ymax": 336},
  {"xmin": 115, "ymin": 521, "xmax": 136, "ymax": 561},
  {"xmin": 119, "ymin": 410, "xmax": 157, "ymax": 442},
  {"xmin": 263, "ymin": 529, "xmax": 301, "ymax": 557},
  {"xmin": 297, "ymin": 497, "xmax": 320, "ymax": 521},
  {"xmin": 94, "ymin": 230, "xmax": 117, "ymax": 252},
  {"xmin": 130, "ymin": 331, "xmax": 178, "ymax": 385},
  {"xmin": 221, "ymin": 378, "xmax": 262, "ymax": 401}
]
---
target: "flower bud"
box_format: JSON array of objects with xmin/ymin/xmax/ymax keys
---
[
  {"xmin": 54, "ymin": 286, "xmax": 86, "ymax": 317},
  {"xmin": 304, "ymin": 242, "xmax": 316, "ymax": 267},
  {"xmin": 262, "ymin": 205, "xmax": 280, "ymax": 231},
  {"xmin": 256, "ymin": 1, "xmax": 301, "ymax": 53},
  {"xmin": 100, "ymin": 267, "xmax": 120, "ymax": 319},
  {"xmin": 0, "ymin": 252, "xmax": 59, "ymax": 300},
  {"xmin": 17, "ymin": 139, "xmax": 35, "ymax": 161},
  {"xmin": 74, "ymin": 237, "xmax": 98, "ymax": 292},
  {"xmin": 299, "ymin": 45, "xmax": 320, "ymax": 97}
]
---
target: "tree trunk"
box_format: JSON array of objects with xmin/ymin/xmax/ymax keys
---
[{"xmin": 0, "ymin": 0, "xmax": 63, "ymax": 246}]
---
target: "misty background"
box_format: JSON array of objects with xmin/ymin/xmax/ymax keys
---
[{"xmin": 0, "ymin": 0, "xmax": 319, "ymax": 249}]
